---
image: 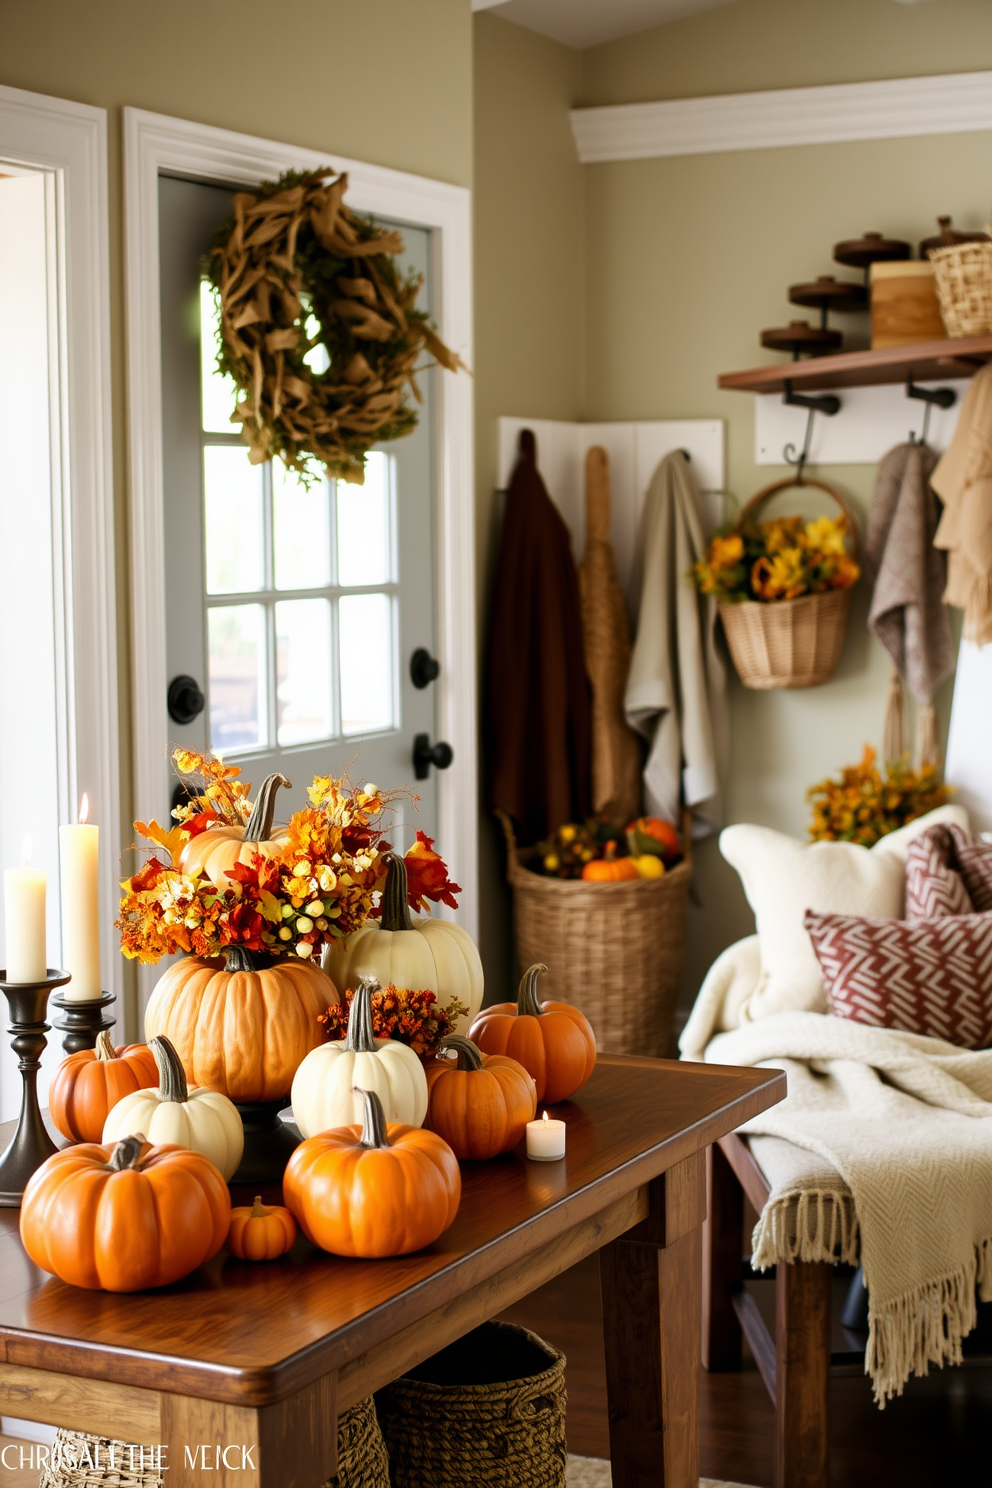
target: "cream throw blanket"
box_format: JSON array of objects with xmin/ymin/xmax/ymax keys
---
[{"xmin": 705, "ymin": 1011, "xmax": 992, "ymax": 1404}]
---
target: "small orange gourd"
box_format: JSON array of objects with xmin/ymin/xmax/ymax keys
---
[
  {"xmin": 227, "ymin": 1196, "xmax": 297, "ymax": 1261},
  {"xmin": 48, "ymin": 1031, "xmax": 159, "ymax": 1143},
  {"xmin": 283, "ymin": 1087, "xmax": 461, "ymax": 1258},
  {"xmin": 581, "ymin": 844, "xmax": 638, "ymax": 883},
  {"xmin": 469, "ymin": 963, "xmax": 597, "ymax": 1104},
  {"xmin": 424, "ymin": 1035, "xmax": 536, "ymax": 1160}
]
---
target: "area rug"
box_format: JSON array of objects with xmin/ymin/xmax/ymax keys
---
[{"xmin": 566, "ymin": 1458, "xmax": 758, "ymax": 1488}]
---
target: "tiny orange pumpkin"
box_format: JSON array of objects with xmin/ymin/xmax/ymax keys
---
[
  {"xmin": 469, "ymin": 963, "xmax": 597, "ymax": 1104},
  {"xmin": 227, "ymin": 1196, "xmax": 297, "ymax": 1261},
  {"xmin": 581, "ymin": 843, "xmax": 638, "ymax": 883}
]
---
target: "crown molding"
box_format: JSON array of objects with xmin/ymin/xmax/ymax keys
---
[{"xmin": 570, "ymin": 69, "xmax": 992, "ymax": 164}]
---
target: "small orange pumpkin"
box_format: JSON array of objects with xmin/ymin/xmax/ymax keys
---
[
  {"xmin": 179, "ymin": 773, "xmax": 294, "ymax": 889},
  {"xmin": 283, "ymin": 1087, "xmax": 461, "ymax": 1258},
  {"xmin": 581, "ymin": 844, "xmax": 638, "ymax": 883},
  {"xmin": 469, "ymin": 963, "xmax": 597, "ymax": 1104},
  {"xmin": 20, "ymin": 1136, "xmax": 231, "ymax": 1291},
  {"xmin": 49, "ymin": 1030, "xmax": 159, "ymax": 1143},
  {"xmin": 424, "ymin": 1035, "xmax": 536, "ymax": 1160},
  {"xmin": 227, "ymin": 1196, "xmax": 297, "ymax": 1261}
]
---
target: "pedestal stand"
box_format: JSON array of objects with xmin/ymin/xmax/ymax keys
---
[
  {"xmin": 0, "ymin": 969, "xmax": 70, "ymax": 1207},
  {"xmin": 50, "ymin": 990, "xmax": 116, "ymax": 1055},
  {"xmin": 231, "ymin": 1100, "xmax": 301, "ymax": 1186}
]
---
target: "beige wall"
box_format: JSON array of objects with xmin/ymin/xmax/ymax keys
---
[{"xmin": 473, "ymin": 12, "xmax": 585, "ymax": 995}]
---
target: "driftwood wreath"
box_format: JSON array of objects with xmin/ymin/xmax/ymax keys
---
[{"xmin": 206, "ymin": 168, "xmax": 465, "ymax": 484}]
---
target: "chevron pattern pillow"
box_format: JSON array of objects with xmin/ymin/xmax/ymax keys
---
[
  {"xmin": 805, "ymin": 908, "xmax": 992, "ymax": 1048},
  {"xmin": 905, "ymin": 824, "xmax": 992, "ymax": 920}
]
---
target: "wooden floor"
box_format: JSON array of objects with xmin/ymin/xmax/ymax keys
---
[{"xmin": 500, "ymin": 1253, "xmax": 992, "ymax": 1488}]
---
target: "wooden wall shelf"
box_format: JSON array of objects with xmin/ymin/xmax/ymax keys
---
[{"xmin": 718, "ymin": 335, "xmax": 992, "ymax": 396}]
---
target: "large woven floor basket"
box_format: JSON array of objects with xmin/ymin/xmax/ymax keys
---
[
  {"xmin": 719, "ymin": 475, "xmax": 857, "ymax": 690},
  {"xmin": 377, "ymin": 1320, "xmax": 567, "ymax": 1488},
  {"xmin": 40, "ymin": 1398, "xmax": 388, "ymax": 1488},
  {"xmin": 500, "ymin": 811, "xmax": 692, "ymax": 1059}
]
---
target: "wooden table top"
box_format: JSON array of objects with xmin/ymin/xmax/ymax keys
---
[{"xmin": 0, "ymin": 1055, "xmax": 783, "ymax": 1407}]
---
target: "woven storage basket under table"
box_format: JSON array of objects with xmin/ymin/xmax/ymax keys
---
[
  {"xmin": 719, "ymin": 475, "xmax": 858, "ymax": 691},
  {"xmin": 376, "ymin": 1320, "xmax": 567, "ymax": 1488},
  {"xmin": 40, "ymin": 1398, "xmax": 389, "ymax": 1488},
  {"xmin": 499, "ymin": 810, "xmax": 692, "ymax": 1059},
  {"xmin": 931, "ymin": 238, "xmax": 992, "ymax": 337}
]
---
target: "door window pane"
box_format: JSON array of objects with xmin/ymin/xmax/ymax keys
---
[
  {"xmin": 337, "ymin": 451, "xmax": 392, "ymax": 587},
  {"xmin": 276, "ymin": 599, "xmax": 333, "ymax": 746},
  {"xmin": 200, "ymin": 279, "xmax": 240, "ymax": 434},
  {"xmin": 208, "ymin": 604, "xmax": 266, "ymax": 750},
  {"xmin": 339, "ymin": 593, "xmax": 393, "ymax": 735},
  {"xmin": 273, "ymin": 461, "xmax": 331, "ymax": 591},
  {"xmin": 203, "ymin": 446, "xmax": 264, "ymax": 595}
]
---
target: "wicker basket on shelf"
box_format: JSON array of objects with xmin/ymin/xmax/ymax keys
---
[
  {"xmin": 719, "ymin": 475, "xmax": 858, "ymax": 691},
  {"xmin": 931, "ymin": 238, "xmax": 992, "ymax": 337},
  {"xmin": 498, "ymin": 809, "xmax": 692, "ymax": 1059}
]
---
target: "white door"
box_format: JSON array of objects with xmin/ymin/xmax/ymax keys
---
[{"xmin": 158, "ymin": 176, "xmax": 450, "ymax": 833}]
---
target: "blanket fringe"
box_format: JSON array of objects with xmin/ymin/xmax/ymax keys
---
[{"xmin": 751, "ymin": 1188, "xmax": 860, "ymax": 1271}]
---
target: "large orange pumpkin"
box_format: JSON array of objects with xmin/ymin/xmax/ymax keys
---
[
  {"xmin": 424, "ymin": 1035, "xmax": 536, "ymax": 1160},
  {"xmin": 48, "ymin": 1031, "xmax": 159, "ymax": 1143},
  {"xmin": 144, "ymin": 950, "xmax": 338, "ymax": 1102},
  {"xmin": 227, "ymin": 1196, "xmax": 297, "ymax": 1261},
  {"xmin": 180, "ymin": 773, "xmax": 294, "ymax": 889},
  {"xmin": 20, "ymin": 1136, "xmax": 231, "ymax": 1291},
  {"xmin": 469, "ymin": 963, "xmax": 597, "ymax": 1104},
  {"xmin": 283, "ymin": 1088, "xmax": 461, "ymax": 1257}
]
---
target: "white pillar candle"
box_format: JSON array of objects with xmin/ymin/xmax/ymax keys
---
[
  {"xmin": 60, "ymin": 794, "xmax": 101, "ymax": 1000},
  {"xmin": 526, "ymin": 1109, "xmax": 566, "ymax": 1162},
  {"xmin": 4, "ymin": 834, "xmax": 47, "ymax": 983}
]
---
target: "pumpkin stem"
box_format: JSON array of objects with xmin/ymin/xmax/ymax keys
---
[
  {"xmin": 345, "ymin": 978, "xmax": 380, "ymax": 1053},
  {"xmin": 437, "ymin": 1034, "xmax": 485, "ymax": 1072},
  {"xmin": 250, "ymin": 1196, "xmax": 268, "ymax": 1219},
  {"xmin": 224, "ymin": 945, "xmax": 259, "ymax": 974},
  {"xmin": 108, "ymin": 1135, "xmax": 144, "ymax": 1172},
  {"xmin": 355, "ymin": 1086, "xmax": 390, "ymax": 1149},
  {"xmin": 517, "ymin": 963, "xmax": 548, "ymax": 1018},
  {"xmin": 244, "ymin": 774, "xmax": 291, "ymax": 843},
  {"xmin": 149, "ymin": 1035, "xmax": 189, "ymax": 1104},
  {"xmin": 380, "ymin": 853, "xmax": 415, "ymax": 932},
  {"xmin": 94, "ymin": 1029, "xmax": 116, "ymax": 1062}
]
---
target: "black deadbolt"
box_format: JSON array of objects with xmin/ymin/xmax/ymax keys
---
[
  {"xmin": 168, "ymin": 674, "xmax": 205, "ymax": 725},
  {"xmin": 413, "ymin": 733, "xmax": 454, "ymax": 780},
  {"xmin": 410, "ymin": 648, "xmax": 440, "ymax": 690}
]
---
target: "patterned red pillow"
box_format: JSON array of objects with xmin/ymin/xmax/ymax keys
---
[
  {"xmin": 804, "ymin": 908, "xmax": 992, "ymax": 1049},
  {"xmin": 905, "ymin": 825, "xmax": 974, "ymax": 919}
]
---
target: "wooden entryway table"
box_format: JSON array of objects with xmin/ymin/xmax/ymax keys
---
[{"xmin": 0, "ymin": 1055, "xmax": 783, "ymax": 1488}]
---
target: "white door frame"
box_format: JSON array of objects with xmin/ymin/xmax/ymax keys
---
[
  {"xmin": 0, "ymin": 85, "xmax": 119, "ymax": 995},
  {"xmin": 123, "ymin": 109, "xmax": 478, "ymax": 961}
]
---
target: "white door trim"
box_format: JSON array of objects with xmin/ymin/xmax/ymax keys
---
[
  {"xmin": 570, "ymin": 68, "xmax": 992, "ymax": 163},
  {"xmin": 123, "ymin": 109, "xmax": 478, "ymax": 957},
  {"xmin": 0, "ymin": 84, "xmax": 119, "ymax": 997}
]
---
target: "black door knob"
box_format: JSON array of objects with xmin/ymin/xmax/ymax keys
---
[
  {"xmin": 168, "ymin": 674, "xmax": 205, "ymax": 725},
  {"xmin": 413, "ymin": 733, "xmax": 454, "ymax": 780},
  {"xmin": 410, "ymin": 648, "xmax": 441, "ymax": 690}
]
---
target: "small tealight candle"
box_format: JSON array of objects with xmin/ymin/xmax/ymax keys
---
[
  {"xmin": 526, "ymin": 1109, "xmax": 566, "ymax": 1162},
  {"xmin": 4, "ymin": 833, "xmax": 47, "ymax": 983}
]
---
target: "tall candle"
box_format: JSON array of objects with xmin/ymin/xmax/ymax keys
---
[
  {"xmin": 60, "ymin": 794, "xmax": 101, "ymax": 1000},
  {"xmin": 4, "ymin": 834, "xmax": 47, "ymax": 983}
]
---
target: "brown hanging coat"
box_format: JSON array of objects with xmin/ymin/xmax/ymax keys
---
[{"xmin": 487, "ymin": 429, "xmax": 591, "ymax": 844}]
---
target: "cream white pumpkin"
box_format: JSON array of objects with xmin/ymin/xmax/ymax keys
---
[
  {"xmin": 102, "ymin": 1035, "xmax": 244, "ymax": 1181},
  {"xmin": 323, "ymin": 854, "xmax": 483, "ymax": 1033},
  {"xmin": 291, "ymin": 977, "xmax": 428, "ymax": 1137}
]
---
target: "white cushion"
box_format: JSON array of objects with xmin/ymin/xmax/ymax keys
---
[{"xmin": 719, "ymin": 805, "xmax": 970, "ymax": 1023}]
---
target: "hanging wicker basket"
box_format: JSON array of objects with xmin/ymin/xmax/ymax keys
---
[
  {"xmin": 498, "ymin": 809, "xmax": 692, "ymax": 1059},
  {"xmin": 930, "ymin": 238, "xmax": 992, "ymax": 338},
  {"xmin": 719, "ymin": 475, "xmax": 859, "ymax": 691},
  {"xmin": 376, "ymin": 1321, "xmax": 567, "ymax": 1488}
]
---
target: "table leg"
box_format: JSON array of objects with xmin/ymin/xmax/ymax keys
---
[
  {"xmin": 702, "ymin": 1141, "xmax": 744, "ymax": 1371},
  {"xmin": 600, "ymin": 1152, "xmax": 706, "ymax": 1488},
  {"xmin": 161, "ymin": 1376, "xmax": 337, "ymax": 1488}
]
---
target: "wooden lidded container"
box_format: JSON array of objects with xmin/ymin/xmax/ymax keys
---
[{"xmin": 870, "ymin": 261, "xmax": 946, "ymax": 348}]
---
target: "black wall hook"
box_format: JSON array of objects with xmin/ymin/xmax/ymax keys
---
[
  {"xmin": 782, "ymin": 379, "xmax": 841, "ymax": 479},
  {"xmin": 906, "ymin": 374, "xmax": 956, "ymax": 446}
]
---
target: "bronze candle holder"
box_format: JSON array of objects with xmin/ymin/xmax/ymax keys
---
[
  {"xmin": 50, "ymin": 989, "xmax": 116, "ymax": 1055},
  {"xmin": 0, "ymin": 968, "xmax": 70, "ymax": 1207}
]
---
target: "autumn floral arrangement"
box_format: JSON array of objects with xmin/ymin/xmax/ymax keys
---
[
  {"xmin": 807, "ymin": 745, "xmax": 950, "ymax": 847},
  {"xmin": 117, "ymin": 749, "xmax": 460, "ymax": 964},
  {"xmin": 693, "ymin": 514, "xmax": 859, "ymax": 604},
  {"xmin": 536, "ymin": 815, "xmax": 682, "ymax": 882},
  {"xmin": 317, "ymin": 984, "xmax": 469, "ymax": 1057}
]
